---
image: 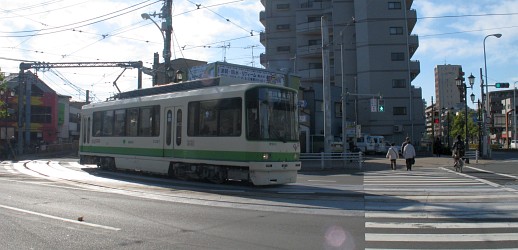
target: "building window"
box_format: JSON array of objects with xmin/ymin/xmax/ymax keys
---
[
  {"xmin": 389, "ymin": 27, "xmax": 403, "ymax": 35},
  {"xmin": 276, "ymin": 24, "xmax": 290, "ymax": 31},
  {"xmin": 308, "ymin": 39, "xmax": 319, "ymax": 46},
  {"xmin": 335, "ymin": 102, "xmax": 342, "ymax": 117},
  {"xmin": 308, "ymin": 16, "xmax": 320, "ymax": 22},
  {"xmin": 393, "ymin": 107, "xmax": 407, "ymax": 115},
  {"xmin": 391, "ymin": 52, "xmax": 405, "ymax": 61},
  {"xmin": 388, "ymin": 2, "xmax": 401, "ymax": 9},
  {"xmin": 309, "ymin": 62, "xmax": 322, "ymax": 69},
  {"xmin": 392, "ymin": 79, "xmax": 406, "ymax": 88},
  {"xmin": 277, "ymin": 3, "xmax": 290, "ymax": 10},
  {"xmin": 277, "ymin": 46, "xmax": 290, "ymax": 52}
]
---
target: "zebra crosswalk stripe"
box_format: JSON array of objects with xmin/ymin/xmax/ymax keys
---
[{"xmin": 364, "ymin": 168, "xmax": 518, "ymax": 248}]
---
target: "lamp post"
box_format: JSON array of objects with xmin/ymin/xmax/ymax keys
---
[
  {"xmin": 442, "ymin": 107, "xmax": 454, "ymax": 148},
  {"xmin": 483, "ymin": 33, "xmax": 502, "ymax": 158},
  {"xmin": 514, "ymin": 81, "xmax": 517, "ymax": 148},
  {"xmin": 339, "ymin": 19, "xmax": 355, "ymax": 154},
  {"xmin": 142, "ymin": 1, "xmax": 173, "ymax": 84},
  {"xmin": 471, "ymin": 93, "xmax": 483, "ymax": 154},
  {"xmin": 456, "ymin": 73, "xmax": 475, "ymax": 151}
]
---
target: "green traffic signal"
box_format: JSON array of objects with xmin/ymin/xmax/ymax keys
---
[
  {"xmin": 378, "ymin": 99, "xmax": 384, "ymax": 112},
  {"xmin": 495, "ymin": 82, "xmax": 510, "ymax": 88}
]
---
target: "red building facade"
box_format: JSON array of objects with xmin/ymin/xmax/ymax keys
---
[{"xmin": 3, "ymin": 72, "xmax": 58, "ymax": 146}]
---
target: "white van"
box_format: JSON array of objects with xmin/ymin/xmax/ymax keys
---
[
  {"xmin": 371, "ymin": 136, "xmax": 386, "ymax": 153},
  {"xmin": 511, "ymin": 140, "xmax": 518, "ymax": 149},
  {"xmin": 356, "ymin": 135, "xmax": 385, "ymax": 154}
]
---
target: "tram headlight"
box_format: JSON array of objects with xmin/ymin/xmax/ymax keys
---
[{"xmin": 262, "ymin": 153, "xmax": 271, "ymax": 160}]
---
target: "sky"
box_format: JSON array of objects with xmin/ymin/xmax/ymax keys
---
[{"xmin": 1, "ymin": 0, "xmax": 517, "ymax": 106}]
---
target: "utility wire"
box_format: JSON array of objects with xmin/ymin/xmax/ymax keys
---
[{"xmin": 0, "ymin": 0, "xmax": 161, "ymax": 36}]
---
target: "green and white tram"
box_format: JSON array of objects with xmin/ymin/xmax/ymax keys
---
[{"xmin": 79, "ymin": 83, "xmax": 301, "ymax": 185}]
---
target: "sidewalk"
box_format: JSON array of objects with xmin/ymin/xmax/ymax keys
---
[{"xmin": 300, "ymin": 155, "xmax": 495, "ymax": 173}]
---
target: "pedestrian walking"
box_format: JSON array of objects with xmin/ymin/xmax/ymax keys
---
[
  {"xmin": 401, "ymin": 137, "xmax": 410, "ymax": 155},
  {"xmin": 386, "ymin": 143, "xmax": 399, "ymax": 170},
  {"xmin": 434, "ymin": 137, "xmax": 442, "ymax": 157},
  {"xmin": 403, "ymin": 139, "xmax": 416, "ymax": 171}
]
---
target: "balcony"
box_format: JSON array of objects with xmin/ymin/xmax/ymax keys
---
[
  {"xmin": 407, "ymin": 9, "xmax": 417, "ymax": 32},
  {"xmin": 260, "ymin": 53, "xmax": 267, "ymax": 66},
  {"xmin": 259, "ymin": 11, "xmax": 265, "ymax": 25},
  {"xmin": 409, "ymin": 60, "xmax": 420, "ymax": 80},
  {"xmin": 408, "ymin": 34, "xmax": 419, "ymax": 57},
  {"xmin": 260, "ymin": 32, "xmax": 266, "ymax": 45},
  {"xmin": 296, "ymin": 21, "xmax": 321, "ymax": 35},
  {"xmin": 296, "ymin": 45, "xmax": 321, "ymax": 58},
  {"xmin": 297, "ymin": 68, "xmax": 323, "ymax": 80},
  {"xmin": 299, "ymin": 1, "xmax": 332, "ymax": 10}
]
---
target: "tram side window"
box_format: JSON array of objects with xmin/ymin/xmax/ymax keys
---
[
  {"xmin": 188, "ymin": 98, "xmax": 241, "ymax": 137},
  {"xmin": 114, "ymin": 109, "xmax": 126, "ymax": 136},
  {"xmin": 82, "ymin": 117, "xmax": 86, "ymax": 143},
  {"xmin": 87, "ymin": 117, "xmax": 91, "ymax": 143},
  {"xmin": 92, "ymin": 112, "xmax": 102, "ymax": 137},
  {"xmin": 102, "ymin": 110, "xmax": 114, "ymax": 136},
  {"xmin": 176, "ymin": 109, "xmax": 182, "ymax": 145},
  {"xmin": 126, "ymin": 108, "xmax": 139, "ymax": 137},
  {"xmin": 139, "ymin": 106, "xmax": 160, "ymax": 137}
]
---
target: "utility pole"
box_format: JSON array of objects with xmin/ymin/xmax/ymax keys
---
[
  {"xmin": 163, "ymin": 0, "xmax": 173, "ymax": 83},
  {"xmin": 321, "ymin": 16, "xmax": 332, "ymax": 156},
  {"xmin": 17, "ymin": 68, "xmax": 24, "ymax": 155}
]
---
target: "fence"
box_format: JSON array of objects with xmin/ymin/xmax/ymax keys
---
[
  {"xmin": 464, "ymin": 150, "xmax": 479, "ymax": 164},
  {"xmin": 300, "ymin": 152, "xmax": 364, "ymax": 170}
]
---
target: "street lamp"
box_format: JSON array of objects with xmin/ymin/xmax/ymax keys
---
[
  {"xmin": 141, "ymin": 12, "xmax": 172, "ymax": 84},
  {"xmin": 456, "ymin": 73, "xmax": 475, "ymax": 152},
  {"xmin": 442, "ymin": 107, "xmax": 454, "ymax": 148},
  {"xmin": 514, "ymin": 81, "xmax": 517, "ymax": 148},
  {"xmin": 483, "ymin": 33, "xmax": 502, "ymax": 158},
  {"xmin": 471, "ymin": 93, "xmax": 483, "ymax": 154}
]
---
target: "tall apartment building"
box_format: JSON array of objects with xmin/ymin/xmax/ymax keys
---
[
  {"xmin": 260, "ymin": 0, "xmax": 424, "ymax": 152},
  {"xmin": 434, "ymin": 64, "xmax": 464, "ymax": 110}
]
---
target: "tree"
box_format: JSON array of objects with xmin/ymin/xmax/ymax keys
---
[
  {"xmin": 0, "ymin": 68, "xmax": 7, "ymax": 119},
  {"xmin": 450, "ymin": 110, "xmax": 478, "ymax": 146}
]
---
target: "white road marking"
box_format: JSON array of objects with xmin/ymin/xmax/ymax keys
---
[
  {"xmin": 467, "ymin": 165, "xmax": 518, "ymax": 180},
  {"xmin": 366, "ymin": 211, "xmax": 518, "ymax": 219},
  {"xmin": 0, "ymin": 204, "xmax": 121, "ymax": 231},
  {"xmin": 366, "ymin": 221, "xmax": 518, "ymax": 229},
  {"xmin": 365, "ymin": 233, "xmax": 518, "ymax": 242},
  {"xmin": 306, "ymin": 179, "xmax": 337, "ymax": 182}
]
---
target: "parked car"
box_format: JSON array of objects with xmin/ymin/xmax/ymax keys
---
[{"xmin": 511, "ymin": 140, "xmax": 518, "ymax": 149}]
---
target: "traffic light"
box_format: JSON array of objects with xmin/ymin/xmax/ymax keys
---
[
  {"xmin": 378, "ymin": 99, "xmax": 385, "ymax": 112},
  {"xmin": 495, "ymin": 82, "xmax": 510, "ymax": 88}
]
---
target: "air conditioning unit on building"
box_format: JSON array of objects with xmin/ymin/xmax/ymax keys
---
[{"xmin": 393, "ymin": 125, "xmax": 403, "ymax": 133}]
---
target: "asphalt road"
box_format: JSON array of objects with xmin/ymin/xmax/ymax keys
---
[{"xmin": 1, "ymin": 159, "xmax": 364, "ymax": 250}]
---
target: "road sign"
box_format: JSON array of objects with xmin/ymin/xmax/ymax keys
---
[{"xmin": 370, "ymin": 98, "xmax": 377, "ymax": 112}]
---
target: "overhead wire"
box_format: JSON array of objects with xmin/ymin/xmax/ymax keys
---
[{"xmin": 0, "ymin": 0, "xmax": 161, "ymax": 37}]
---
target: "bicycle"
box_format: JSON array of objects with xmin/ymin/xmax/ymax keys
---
[{"xmin": 453, "ymin": 153, "xmax": 464, "ymax": 173}]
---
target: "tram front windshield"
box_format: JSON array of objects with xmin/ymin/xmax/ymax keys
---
[{"xmin": 246, "ymin": 87, "xmax": 298, "ymax": 142}]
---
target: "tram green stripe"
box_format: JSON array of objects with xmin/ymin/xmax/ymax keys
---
[{"xmin": 79, "ymin": 146, "xmax": 298, "ymax": 162}]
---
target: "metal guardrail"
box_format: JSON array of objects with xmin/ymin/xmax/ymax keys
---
[
  {"xmin": 300, "ymin": 152, "xmax": 364, "ymax": 170},
  {"xmin": 464, "ymin": 150, "xmax": 479, "ymax": 164}
]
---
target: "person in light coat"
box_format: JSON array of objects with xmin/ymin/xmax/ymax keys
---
[
  {"xmin": 402, "ymin": 140, "xmax": 416, "ymax": 171},
  {"xmin": 386, "ymin": 143, "xmax": 399, "ymax": 170}
]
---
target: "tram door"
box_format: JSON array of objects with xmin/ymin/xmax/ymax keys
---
[{"xmin": 163, "ymin": 107, "xmax": 182, "ymax": 157}]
